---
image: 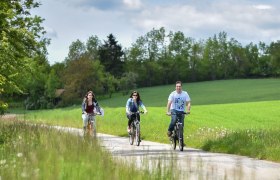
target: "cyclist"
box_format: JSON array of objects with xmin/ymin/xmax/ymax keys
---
[
  {"xmin": 126, "ymin": 91, "xmax": 148, "ymax": 133},
  {"xmin": 81, "ymin": 91, "xmax": 101, "ymax": 131},
  {"xmin": 166, "ymin": 81, "xmax": 191, "ymax": 137}
]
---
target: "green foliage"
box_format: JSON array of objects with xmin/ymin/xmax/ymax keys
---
[
  {"xmin": 99, "ymin": 34, "xmax": 124, "ymax": 78},
  {"xmin": 62, "ymin": 57, "xmax": 105, "ymax": 103},
  {"xmin": 23, "ymin": 57, "xmax": 50, "ymax": 110},
  {"xmin": 0, "ymin": 0, "xmax": 48, "ymax": 112},
  {"xmin": 120, "ymin": 72, "xmax": 138, "ymax": 95},
  {"xmin": 269, "ymin": 40, "xmax": 280, "ymax": 76}
]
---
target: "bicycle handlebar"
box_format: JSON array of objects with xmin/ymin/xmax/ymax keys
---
[
  {"xmin": 166, "ymin": 111, "xmax": 190, "ymax": 115},
  {"xmin": 130, "ymin": 111, "xmax": 144, "ymax": 115},
  {"xmin": 87, "ymin": 112, "xmax": 102, "ymax": 116}
]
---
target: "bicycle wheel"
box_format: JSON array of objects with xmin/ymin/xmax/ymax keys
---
[
  {"xmin": 135, "ymin": 123, "xmax": 140, "ymax": 146},
  {"xmin": 129, "ymin": 126, "xmax": 135, "ymax": 145},
  {"xmin": 85, "ymin": 120, "xmax": 91, "ymax": 136},
  {"xmin": 170, "ymin": 131, "xmax": 176, "ymax": 150},
  {"xmin": 178, "ymin": 124, "xmax": 184, "ymax": 151},
  {"xmin": 92, "ymin": 120, "xmax": 96, "ymax": 137}
]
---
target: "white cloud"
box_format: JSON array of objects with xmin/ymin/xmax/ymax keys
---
[
  {"xmin": 33, "ymin": 0, "xmax": 280, "ymax": 64},
  {"xmin": 123, "ymin": 0, "xmax": 142, "ymax": 9},
  {"xmin": 253, "ymin": 4, "xmax": 273, "ymax": 10},
  {"xmin": 45, "ymin": 27, "xmax": 57, "ymax": 38}
]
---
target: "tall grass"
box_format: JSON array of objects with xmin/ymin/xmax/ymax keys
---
[
  {"xmin": 0, "ymin": 121, "xmax": 179, "ymax": 179},
  {"xmin": 202, "ymin": 128, "xmax": 280, "ymax": 161}
]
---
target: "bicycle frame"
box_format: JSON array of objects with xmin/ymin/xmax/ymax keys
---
[
  {"xmin": 170, "ymin": 112, "xmax": 188, "ymax": 151},
  {"xmin": 129, "ymin": 111, "xmax": 143, "ymax": 146},
  {"xmin": 85, "ymin": 112, "xmax": 101, "ymax": 137}
]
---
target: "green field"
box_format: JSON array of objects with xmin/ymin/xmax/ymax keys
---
[{"xmin": 13, "ymin": 78, "xmax": 280, "ymax": 162}]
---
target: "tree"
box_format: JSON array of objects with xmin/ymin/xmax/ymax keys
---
[
  {"xmin": 0, "ymin": 0, "xmax": 48, "ymax": 113},
  {"xmin": 167, "ymin": 30, "xmax": 193, "ymax": 82},
  {"xmin": 99, "ymin": 34, "xmax": 124, "ymax": 78},
  {"xmin": 86, "ymin": 35, "xmax": 101, "ymax": 61},
  {"xmin": 268, "ymin": 41, "xmax": 280, "ymax": 76},
  {"xmin": 65, "ymin": 39, "xmax": 86, "ymax": 62},
  {"xmin": 62, "ymin": 56, "xmax": 106, "ymax": 104}
]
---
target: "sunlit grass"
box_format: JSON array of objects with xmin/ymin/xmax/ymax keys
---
[
  {"xmin": 202, "ymin": 129, "xmax": 280, "ymax": 161},
  {"xmin": 21, "ymin": 100, "xmax": 280, "ymax": 162},
  {"xmin": 0, "ymin": 121, "xmax": 180, "ymax": 179}
]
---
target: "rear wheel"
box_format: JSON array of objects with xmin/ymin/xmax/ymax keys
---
[{"xmin": 178, "ymin": 125, "xmax": 184, "ymax": 151}]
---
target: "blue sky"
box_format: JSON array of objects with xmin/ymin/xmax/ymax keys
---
[{"xmin": 33, "ymin": 0, "xmax": 280, "ymax": 64}]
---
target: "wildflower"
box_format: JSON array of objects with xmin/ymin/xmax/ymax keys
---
[
  {"xmin": 21, "ymin": 172, "xmax": 28, "ymax": 178},
  {"xmin": 17, "ymin": 153, "xmax": 23, "ymax": 157},
  {"xmin": 0, "ymin": 159, "xmax": 6, "ymax": 165}
]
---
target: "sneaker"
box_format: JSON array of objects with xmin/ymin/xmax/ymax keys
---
[{"xmin": 167, "ymin": 131, "xmax": 172, "ymax": 137}]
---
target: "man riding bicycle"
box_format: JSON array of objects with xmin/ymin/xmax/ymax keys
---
[{"xmin": 166, "ymin": 81, "xmax": 191, "ymax": 137}]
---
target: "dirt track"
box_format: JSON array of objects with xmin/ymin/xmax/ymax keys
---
[{"xmin": 54, "ymin": 126, "xmax": 280, "ymax": 180}]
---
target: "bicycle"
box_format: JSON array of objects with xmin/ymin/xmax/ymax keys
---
[
  {"xmin": 129, "ymin": 111, "xmax": 144, "ymax": 146},
  {"xmin": 84, "ymin": 111, "xmax": 102, "ymax": 137},
  {"xmin": 168, "ymin": 111, "xmax": 189, "ymax": 151}
]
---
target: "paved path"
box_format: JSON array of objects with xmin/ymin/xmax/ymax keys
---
[{"xmin": 54, "ymin": 126, "xmax": 280, "ymax": 180}]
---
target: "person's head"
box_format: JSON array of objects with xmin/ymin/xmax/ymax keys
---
[
  {"xmin": 130, "ymin": 90, "xmax": 141, "ymax": 102},
  {"xmin": 85, "ymin": 91, "xmax": 95, "ymax": 101},
  {"xmin": 175, "ymin": 81, "xmax": 182, "ymax": 93}
]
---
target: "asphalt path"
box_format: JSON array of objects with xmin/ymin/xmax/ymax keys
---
[{"xmin": 54, "ymin": 126, "xmax": 280, "ymax": 180}]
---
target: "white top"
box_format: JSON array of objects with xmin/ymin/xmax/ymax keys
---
[{"xmin": 168, "ymin": 91, "xmax": 191, "ymax": 112}]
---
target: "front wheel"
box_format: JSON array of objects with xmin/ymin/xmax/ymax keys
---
[
  {"xmin": 129, "ymin": 126, "xmax": 135, "ymax": 145},
  {"xmin": 135, "ymin": 123, "xmax": 140, "ymax": 146},
  {"xmin": 178, "ymin": 125, "xmax": 184, "ymax": 151},
  {"xmin": 170, "ymin": 131, "xmax": 176, "ymax": 150},
  {"xmin": 91, "ymin": 120, "xmax": 96, "ymax": 137}
]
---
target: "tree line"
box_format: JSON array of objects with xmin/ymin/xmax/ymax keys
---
[{"xmin": 1, "ymin": 1, "xmax": 280, "ymax": 112}]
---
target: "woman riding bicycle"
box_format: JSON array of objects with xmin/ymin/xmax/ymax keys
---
[
  {"xmin": 81, "ymin": 91, "xmax": 101, "ymax": 131},
  {"xmin": 166, "ymin": 81, "xmax": 191, "ymax": 137},
  {"xmin": 126, "ymin": 91, "xmax": 148, "ymax": 133}
]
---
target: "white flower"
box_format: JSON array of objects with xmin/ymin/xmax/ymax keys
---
[
  {"xmin": 0, "ymin": 159, "xmax": 6, "ymax": 165},
  {"xmin": 17, "ymin": 153, "xmax": 23, "ymax": 157}
]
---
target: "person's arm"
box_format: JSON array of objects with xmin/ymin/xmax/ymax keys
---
[
  {"xmin": 186, "ymin": 101, "xmax": 191, "ymax": 113},
  {"xmin": 82, "ymin": 101, "xmax": 86, "ymax": 114},
  {"xmin": 93, "ymin": 98, "xmax": 100, "ymax": 112},
  {"xmin": 166, "ymin": 100, "xmax": 172, "ymax": 115},
  {"xmin": 126, "ymin": 99, "xmax": 131, "ymax": 114},
  {"xmin": 140, "ymin": 102, "xmax": 147, "ymax": 114}
]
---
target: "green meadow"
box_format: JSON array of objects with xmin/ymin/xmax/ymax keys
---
[{"xmin": 12, "ymin": 79, "xmax": 280, "ymax": 162}]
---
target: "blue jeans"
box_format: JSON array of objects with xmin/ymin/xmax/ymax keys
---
[
  {"xmin": 127, "ymin": 113, "xmax": 140, "ymax": 127},
  {"xmin": 168, "ymin": 110, "xmax": 185, "ymax": 132}
]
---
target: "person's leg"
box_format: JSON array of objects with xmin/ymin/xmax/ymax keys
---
[
  {"xmin": 167, "ymin": 112, "xmax": 177, "ymax": 136},
  {"xmin": 127, "ymin": 114, "xmax": 132, "ymax": 132},
  {"xmin": 181, "ymin": 114, "xmax": 185, "ymax": 127}
]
